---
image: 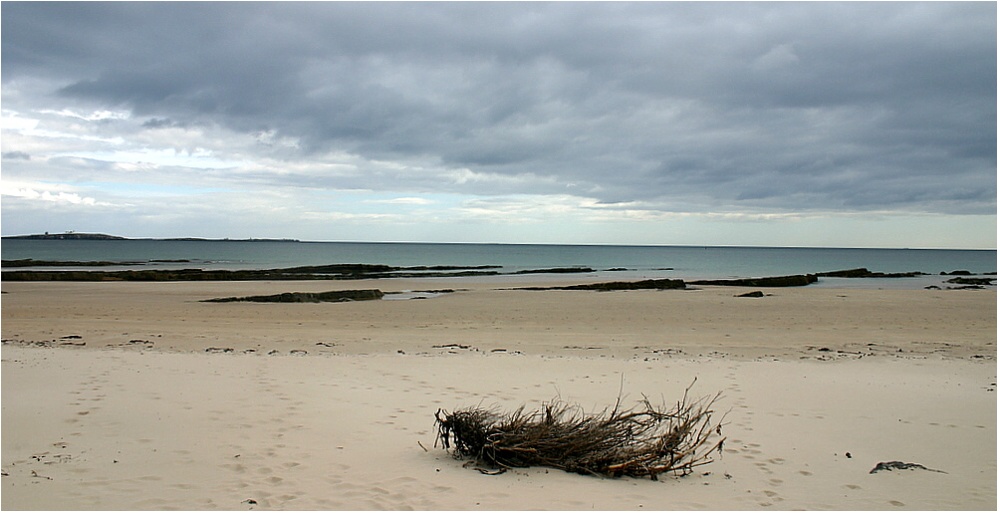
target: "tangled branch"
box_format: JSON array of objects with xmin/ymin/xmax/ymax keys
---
[{"xmin": 434, "ymin": 385, "xmax": 725, "ymax": 480}]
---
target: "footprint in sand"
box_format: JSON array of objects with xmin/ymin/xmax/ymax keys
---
[{"xmin": 757, "ymin": 492, "xmax": 783, "ymax": 506}]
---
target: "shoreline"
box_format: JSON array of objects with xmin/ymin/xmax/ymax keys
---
[
  {"xmin": 2, "ymin": 260, "xmax": 995, "ymax": 279},
  {"xmin": 2, "ymin": 278, "xmax": 996, "ymax": 510},
  {"xmin": 4, "ymin": 240, "xmax": 996, "ymax": 287}
]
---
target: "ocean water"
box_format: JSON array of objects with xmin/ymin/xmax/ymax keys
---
[{"xmin": 1, "ymin": 239, "xmax": 995, "ymax": 289}]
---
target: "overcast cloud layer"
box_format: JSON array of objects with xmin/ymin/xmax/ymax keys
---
[{"xmin": 1, "ymin": 2, "xmax": 996, "ymax": 247}]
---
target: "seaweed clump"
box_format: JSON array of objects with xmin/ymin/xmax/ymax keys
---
[{"xmin": 434, "ymin": 386, "xmax": 725, "ymax": 480}]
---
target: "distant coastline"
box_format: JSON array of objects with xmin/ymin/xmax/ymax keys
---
[
  {"xmin": 2, "ymin": 232, "xmax": 300, "ymax": 243},
  {"xmin": 3, "ymin": 232, "xmax": 127, "ymax": 241},
  {"xmin": 3, "ymin": 235, "xmax": 994, "ymax": 290},
  {"xmin": 2, "ymin": 233, "xmax": 996, "ymax": 251}
]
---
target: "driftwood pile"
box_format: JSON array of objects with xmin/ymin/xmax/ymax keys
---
[{"xmin": 435, "ymin": 386, "xmax": 725, "ymax": 480}]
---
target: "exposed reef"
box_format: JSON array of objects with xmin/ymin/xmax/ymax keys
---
[
  {"xmin": 515, "ymin": 279, "xmax": 687, "ymax": 291},
  {"xmin": 688, "ymin": 274, "xmax": 818, "ymax": 287},
  {"xmin": 2, "ymin": 258, "xmax": 191, "ymax": 268},
  {"xmin": 4, "ymin": 264, "xmax": 994, "ymax": 290},
  {"xmin": 816, "ymin": 268, "xmax": 925, "ymax": 278},
  {"xmin": 4, "ymin": 259, "xmax": 135, "ymax": 268},
  {"xmin": 202, "ymin": 289, "xmax": 384, "ymax": 303},
  {"xmin": 1, "ymin": 264, "xmax": 501, "ymax": 281},
  {"xmin": 944, "ymin": 276, "xmax": 996, "ymax": 286},
  {"xmin": 514, "ymin": 267, "xmax": 595, "ymax": 274}
]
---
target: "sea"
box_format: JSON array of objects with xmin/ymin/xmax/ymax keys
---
[{"xmin": 2, "ymin": 239, "xmax": 996, "ymax": 290}]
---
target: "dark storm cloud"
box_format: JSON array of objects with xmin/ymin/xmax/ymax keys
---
[{"xmin": 2, "ymin": 2, "xmax": 995, "ymax": 214}]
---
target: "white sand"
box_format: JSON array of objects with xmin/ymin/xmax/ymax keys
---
[{"xmin": 1, "ymin": 280, "xmax": 996, "ymax": 510}]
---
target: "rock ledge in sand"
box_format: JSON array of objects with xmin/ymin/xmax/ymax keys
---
[{"xmin": 202, "ymin": 290, "xmax": 384, "ymax": 303}]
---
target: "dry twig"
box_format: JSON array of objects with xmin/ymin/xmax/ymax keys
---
[{"xmin": 434, "ymin": 384, "xmax": 725, "ymax": 480}]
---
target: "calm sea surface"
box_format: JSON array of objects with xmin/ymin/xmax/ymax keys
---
[{"xmin": 2, "ymin": 239, "xmax": 995, "ymax": 289}]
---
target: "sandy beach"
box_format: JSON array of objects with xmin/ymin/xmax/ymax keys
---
[{"xmin": 2, "ymin": 278, "xmax": 996, "ymax": 510}]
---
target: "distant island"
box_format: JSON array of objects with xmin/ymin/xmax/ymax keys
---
[
  {"xmin": 2, "ymin": 232, "xmax": 299, "ymax": 242},
  {"xmin": 3, "ymin": 232, "xmax": 127, "ymax": 240}
]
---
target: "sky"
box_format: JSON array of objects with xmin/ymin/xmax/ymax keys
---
[{"xmin": 1, "ymin": 2, "xmax": 996, "ymax": 248}]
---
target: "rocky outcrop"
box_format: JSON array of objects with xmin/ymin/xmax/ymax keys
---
[
  {"xmin": 945, "ymin": 276, "xmax": 995, "ymax": 286},
  {"xmin": 817, "ymin": 268, "xmax": 924, "ymax": 278},
  {"xmin": 202, "ymin": 290, "xmax": 384, "ymax": 303},
  {"xmin": 1, "ymin": 265, "xmax": 501, "ymax": 281},
  {"xmin": 689, "ymin": 274, "xmax": 817, "ymax": 287},
  {"xmin": 515, "ymin": 267, "xmax": 595, "ymax": 274},
  {"xmin": 518, "ymin": 278, "xmax": 687, "ymax": 291},
  {"xmin": 2, "ymin": 259, "xmax": 136, "ymax": 267}
]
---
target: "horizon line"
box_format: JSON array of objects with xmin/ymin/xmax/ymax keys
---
[{"xmin": 2, "ymin": 232, "xmax": 996, "ymax": 252}]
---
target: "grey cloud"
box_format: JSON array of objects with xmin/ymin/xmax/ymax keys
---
[
  {"xmin": 2, "ymin": 151, "xmax": 31, "ymax": 160},
  {"xmin": 141, "ymin": 118, "xmax": 179, "ymax": 129},
  {"xmin": 2, "ymin": 2, "xmax": 995, "ymax": 215}
]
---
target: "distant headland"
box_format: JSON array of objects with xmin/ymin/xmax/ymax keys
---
[
  {"xmin": 2, "ymin": 232, "xmax": 299, "ymax": 242},
  {"xmin": 4, "ymin": 232, "xmax": 127, "ymax": 240}
]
